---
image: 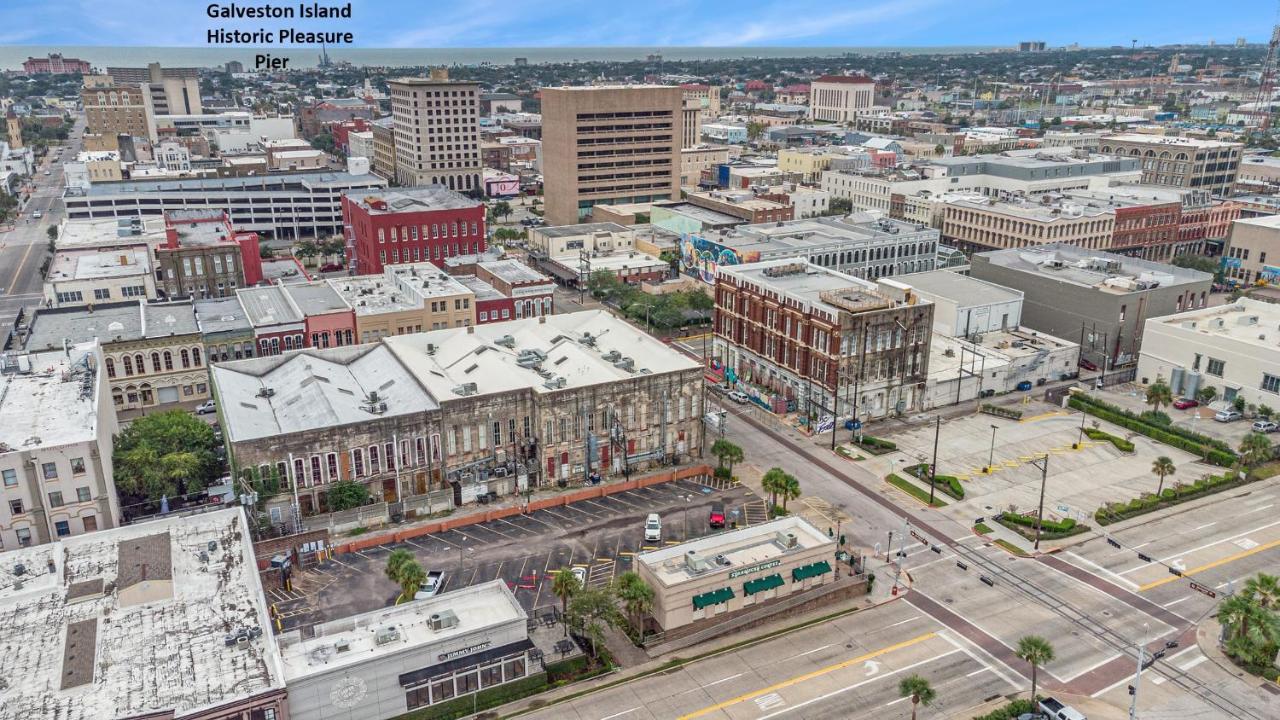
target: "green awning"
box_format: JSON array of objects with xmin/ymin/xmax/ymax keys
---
[
  {"xmin": 743, "ymin": 573, "xmax": 785, "ymax": 596},
  {"xmin": 792, "ymin": 560, "xmax": 833, "ymax": 581},
  {"xmin": 692, "ymin": 587, "xmax": 734, "ymax": 610}
]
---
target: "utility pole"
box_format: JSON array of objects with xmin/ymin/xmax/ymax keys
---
[
  {"xmin": 1030, "ymin": 454, "xmax": 1050, "ymax": 550},
  {"xmin": 928, "ymin": 415, "xmax": 941, "ymax": 506},
  {"xmin": 987, "ymin": 424, "xmax": 998, "ymax": 473},
  {"xmin": 1129, "ymin": 622, "xmax": 1149, "ymax": 720}
]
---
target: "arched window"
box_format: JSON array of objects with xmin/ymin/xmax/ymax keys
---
[
  {"xmin": 151, "ymin": 352, "xmax": 160, "ymax": 371},
  {"xmin": 351, "ymin": 448, "xmax": 365, "ymax": 477},
  {"xmin": 180, "ymin": 349, "xmax": 190, "ymax": 368},
  {"xmin": 310, "ymin": 456, "xmax": 322, "ymax": 485},
  {"xmin": 293, "ymin": 458, "xmax": 306, "ymax": 487},
  {"xmin": 163, "ymin": 351, "xmax": 173, "ymax": 370},
  {"xmin": 326, "ymin": 453, "xmax": 338, "ymax": 480},
  {"xmin": 134, "ymin": 354, "xmax": 145, "ymax": 374},
  {"xmin": 105, "ymin": 357, "xmax": 116, "ymax": 378},
  {"xmin": 123, "ymin": 355, "xmax": 134, "ymax": 375},
  {"xmin": 368, "ymin": 445, "xmax": 380, "ymax": 473},
  {"xmin": 192, "ymin": 347, "xmax": 202, "ymax": 367}
]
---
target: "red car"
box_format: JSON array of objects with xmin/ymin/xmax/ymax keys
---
[
  {"xmin": 708, "ymin": 501, "xmax": 726, "ymax": 529},
  {"xmin": 1173, "ymin": 397, "xmax": 1198, "ymax": 410},
  {"xmin": 1078, "ymin": 358, "xmax": 1098, "ymax": 371}
]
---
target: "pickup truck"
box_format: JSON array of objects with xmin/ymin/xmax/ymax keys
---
[
  {"xmin": 414, "ymin": 570, "xmax": 445, "ymax": 600},
  {"xmin": 1038, "ymin": 697, "xmax": 1086, "ymax": 720}
]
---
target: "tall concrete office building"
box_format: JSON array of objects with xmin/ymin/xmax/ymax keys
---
[
  {"xmin": 106, "ymin": 63, "xmax": 202, "ymax": 115},
  {"xmin": 387, "ymin": 70, "xmax": 482, "ymax": 193},
  {"xmin": 541, "ymin": 85, "xmax": 684, "ymax": 225}
]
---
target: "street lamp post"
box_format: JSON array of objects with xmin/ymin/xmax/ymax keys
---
[
  {"xmin": 1129, "ymin": 622, "xmax": 1149, "ymax": 720},
  {"xmin": 987, "ymin": 424, "xmax": 998, "ymax": 473}
]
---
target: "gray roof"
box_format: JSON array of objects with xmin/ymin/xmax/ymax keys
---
[
  {"xmin": 975, "ymin": 244, "xmax": 1212, "ymax": 290},
  {"xmin": 26, "ymin": 301, "xmax": 198, "ymax": 350},
  {"xmin": 344, "ymin": 185, "xmax": 483, "ymax": 213},
  {"xmin": 77, "ymin": 172, "xmax": 383, "ymax": 197},
  {"xmin": 535, "ymin": 222, "xmax": 631, "ymax": 238},
  {"xmin": 194, "ymin": 297, "xmax": 253, "ymax": 335},
  {"xmin": 285, "ymin": 282, "xmax": 349, "ymax": 315},
  {"xmin": 236, "ymin": 286, "xmax": 302, "ymax": 327},
  {"xmin": 899, "ymin": 269, "xmax": 1023, "ymax": 306}
]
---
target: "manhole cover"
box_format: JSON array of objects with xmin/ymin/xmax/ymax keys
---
[{"xmin": 1102, "ymin": 610, "xmax": 1112, "ymax": 617}]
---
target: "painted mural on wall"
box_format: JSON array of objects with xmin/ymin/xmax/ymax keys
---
[{"xmin": 679, "ymin": 233, "xmax": 760, "ymax": 284}]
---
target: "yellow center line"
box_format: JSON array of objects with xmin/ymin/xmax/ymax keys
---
[
  {"xmin": 1139, "ymin": 537, "xmax": 1280, "ymax": 591},
  {"xmin": 676, "ymin": 631, "xmax": 937, "ymax": 720}
]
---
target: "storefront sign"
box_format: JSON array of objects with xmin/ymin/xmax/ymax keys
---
[
  {"xmin": 729, "ymin": 559, "xmax": 781, "ymax": 579},
  {"xmin": 438, "ymin": 641, "xmax": 491, "ymax": 662}
]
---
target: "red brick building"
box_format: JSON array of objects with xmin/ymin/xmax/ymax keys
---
[
  {"xmin": 343, "ymin": 187, "xmax": 487, "ymax": 275},
  {"xmin": 1109, "ymin": 201, "xmax": 1181, "ymax": 256},
  {"xmin": 327, "ymin": 117, "xmax": 371, "ymax": 153},
  {"xmin": 446, "ymin": 258, "xmax": 556, "ymax": 321},
  {"xmin": 23, "ymin": 53, "xmax": 91, "ymax": 74}
]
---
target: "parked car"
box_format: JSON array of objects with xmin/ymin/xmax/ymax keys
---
[
  {"xmin": 413, "ymin": 570, "xmax": 445, "ymax": 599},
  {"xmin": 1078, "ymin": 358, "xmax": 1098, "ymax": 371},
  {"xmin": 31, "ymin": 210, "xmax": 41, "ymax": 219},
  {"xmin": 1214, "ymin": 409, "xmax": 1243, "ymax": 423},
  {"xmin": 709, "ymin": 501, "xmax": 726, "ymax": 529},
  {"xmin": 643, "ymin": 513, "xmax": 662, "ymax": 542},
  {"xmin": 727, "ymin": 390, "xmax": 750, "ymax": 404},
  {"xmin": 195, "ymin": 400, "xmax": 217, "ymax": 415},
  {"xmin": 1252, "ymin": 419, "xmax": 1278, "ymax": 433},
  {"xmin": 318, "ymin": 262, "xmax": 344, "ymax": 273},
  {"xmin": 570, "ymin": 566, "xmax": 587, "ymax": 586},
  {"xmin": 1038, "ymin": 697, "xmax": 1086, "ymax": 720},
  {"xmin": 1172, "ymin": 397, "xmax": 1198, "ymax": 410},
  {"xmin": 1016, "ymin": 380, "xmax": 1034, "ymax": 391}
]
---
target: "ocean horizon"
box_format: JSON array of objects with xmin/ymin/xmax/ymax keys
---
[{"xmin": 0, "ymin": 44, "xmax": 1004, "ymax": 71}]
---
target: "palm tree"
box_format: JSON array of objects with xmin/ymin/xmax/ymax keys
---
[
  {"xmin": 1145, "ymin": 379, "xmax": 1173, "ymax": 414},
  {"xmin": 397, "ymin": 560, "xmax": 426, "ymax": 603},
  {"xmin": 613, "ymin": 571, "xmax": 655, "ymax": 637},
  {"xmin": 385, "ymin": 548, "xmax": 413, "ymax": 584},
  {"xmin": 551, "ymin": 568, "xmax": 583, "ymax": 636},
  {"xmin": 897, "ymin": 674, "xmax": 936, "ymax": 720},
  {"xmin": 1238, "ymin": 432, "xmax": 1274, "ymax": 468},
  {"xmin": 1151, "ymin": 456, "xmax": 1175, "ymax": 496},
  {"xmin": 711, "ymin": 439, "xmax": 744, "ymax": 476},
  {"xmin": 761, "ymin": 467, "xmax": 788, "ymax": 513},
  {"xmin": 1243, "ymin": 573, "xmax": 1280, "ymax": 610},
  {"xmin": 1217, "ymin": 594, "xmax": 1279, "ymax": 665},
  {"xmin": 779, "ymin": 473, "xmax": 802, "ymax": 511},
  {"xmin": 1016, "ymin": 635, "xmax": 1055, "ymax": 703}
]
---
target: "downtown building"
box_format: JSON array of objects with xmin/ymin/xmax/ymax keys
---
[
  {"xmin": 388, "ymin": 72, "xmax": 483, "ymax": 193},
  {"xmin": 541, "ymin": 85, "xmax": 684, "ymax": 225},
  {"xmin": 342, "ymin": 186, "xmax": 487, "ymax": 275},
  {"xmin": 209, "ymin": 310, "xmax": 705, "ymax": 523},
  {"xmin": 808, "ymin": 75, "xmax": 877, "ymax": 123},
  {"xmin": 1096, "ymin": 134, "xmax": 1243, "ymax": 197},
  {"xmin": 712, "ymin": 259, "xmax": 934, "ymax": 422}
]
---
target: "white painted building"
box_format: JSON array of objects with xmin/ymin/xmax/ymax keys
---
[
  {"xmin": 899, "ymin": 269, "xmax": 1024, "ymax": 338},
  {"xmin": 808, "ymin": 75, "xmax": 877, "ymax": 123}
]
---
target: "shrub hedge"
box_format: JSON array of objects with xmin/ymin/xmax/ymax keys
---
[
  {"xmin": 1069, "ymin": 394, "xmax": 1236, "ymax": 466},
  {"xmin": 1094, "ymin": 472, "xmax": 1254, "ymax": 525},
  {"xmin": 981, "ymin": 403, "xmax": 1023, "ymax": 420},
  {"xmin": 905, "ymin": 463, "xmax": 965, "ymax": 499},
  {"xmin": 857, "ymin": 436, "xmax": 897, "ymax": 454},
  {"xmin": 999, "ymin": 511, "xmax": 1077, "ymax": 534},
  {"xmin": 886, "ymin": 474, "xmax": 948, "ymax": 507},
  {"xmin": 1083, "ymin": 427, "xmax": 1135, "ymax": 452}
]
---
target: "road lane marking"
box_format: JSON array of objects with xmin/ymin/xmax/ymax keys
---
[
  {"xmin": 1163, "ymin": 597, "xmax": 1191, "ymax": 608},
  {"xmin": 1139, "ymin": 537, "xmax": 1280, "ymax": 591},
  {"xmin": 1243, "ymin": 504, "xmax": 1273, "ymax": 515},
  {"xmin": 675, "ymin": 632, "xmax": 937, "ymax": 719},
  {"xmin": 1179, "ymin": 655, "xmax": 1208, "ymax": 671},
  {"xmin": 884, "ymin": 614, "xmax": 922, "ymax": 629},
  {"xmin": 1064, "ymin": 551, "xmax": 1140, "ymax": 591},
  {"xmin": 782, "ymin": 644, "xmax": 832, "ymax": 661},
  {"xmin": 936, "ymin": 630, "xmax": 1024, "ymax": 689},
  {"xmin": 1193, "ymin": 522, "xmax": 1217, "ymax": 531},
  {"xmin": 1062, "ymin": 652, "xmax": 1122, "ymax": 682},
  {"xmin": 757, "ymin": 650, "xmax": 961, "ymax": 720},
  {"xmin": 599, "ymin": 708, "xmax": 639, "ymax": 720},
  {"xmin": 702, "ymin": 672, "xmax": 743, "ymax": 688},
  {"xmin": 1117, "ymin": 519, "xmax": 1280, "ymax": 575}
]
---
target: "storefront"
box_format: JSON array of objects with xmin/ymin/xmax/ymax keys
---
[{"xmin": 637, "ymin": 516, "xmax": 836, "ymax": 631}]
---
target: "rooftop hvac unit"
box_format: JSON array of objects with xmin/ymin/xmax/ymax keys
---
[
  {"xmin": 614, "ymin": 357, "xmax": 635, "ymax": 372},
  {"xmin": 495, "ymin": 334, "xmax": 516, "ymax": 348},
  {"xmin": 256, "ymin": 387, "xmax": 275, "ymax": 398},
  {"xmin": 452, "ymin": 382, "xmax": 479, "ymax": 396},
  {"xmin": 580, "ymin": 332, "xmax": 596, "ymax": 346},
  {"xmin": 429, "ymin": 610, "xmax": 460, "ymax": 631},
  {"xmin": 374, "ymin": 625, "xmax": 401, "ymax": 646},
  {"xmin": 602, "ymin": 350, "xmax": 621, "ymax": 362},
  {"xmin": 334, "ymin": 638, "xmax": 351, "ymax": 653}
]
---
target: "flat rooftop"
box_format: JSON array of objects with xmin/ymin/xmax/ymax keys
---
[
  {"xmin": 384, "ymin": 309, "xmax": 699, "ymax": 400},
  {"xmin": 656, "ymin": 202, "xmax": 742, "ymax": 226},
  {"xmin": 237, "ymin": 285, "xmax": 302, "ymax": 326},
  {"xmin": 481, "ymin": 259, "xmax": 552, "ymax": 286},
  {"xmin": 285, "ymin": 281, "xmax": 350, "ymax": 316},
  {"xmin": 331, "ymin": 264, "xmax": 472, "ymax": 315},
  {"xmin": 0, "ymin": 508, "xmax": 284, "ymax": 720},
  {"xmin": 1102, "ymin": 133, "xmax": 1241, "ymax": 149},
  {"xmin": 344, "ymin": 186, "xmax": 482, "ymax": 213},
  {"xmin": 277, "ymin": 581, "xmax": 524, "ymax": 682},
  {"xmin": 549, "ymin": 250, "xmax": 668, "ymax": 273},
  {"xmin": 639, "ymin": 516, "xmax": 832, "ymax": 587},
  {"xmin": 71, "ymin": 171, "xmax": 385, "ymax": 197},
  {"xmin": 535, "ymin": 222, "xmax": 631, "ymax": 238},
  {"xmin": 0, "ymin": 342, "xmax": 102, "ymax": 453},
  {"xmin": 57, "ymin": 216, "xmax": 166, "ymax": 249},
  {"xmin": 720, "ymin": 260, "xmax": 892, "ymax": 317},
  {"xmin": 946, "ymin": 195, "xmax": 1115, "ymax": 222},
  {"xmin": 708, "ymin": 213, "xmax": 935, "ymax": 254},
  {"xmin": 977, "ymin": 244, "xmax": 1212, "ymax": 293},
  {"xmin": 260, "ymin": 257, "xmax": 309, "ymax": 284},
  {"xmin": 456, "ymin": 274, "xmax": 505, "ymax": 301},
  {"xmin": 25, "ymin": 301, "xmax": 199, "ymax": 351},
  {"xmin": 927, "ymin": 327, "xmax": 1076, "ymax": 379},
  {"xmin": 47, "ymin": 246, "xmax": 151, "ymax": 283},
  {"xmin": 1150, "ymin": 298, "xmax": 1280, "ymax": 349},
  {"xmin": 210, "ymin": 344, "xmax": 439, "ymax": 442},
  {"xmin": 900, "ymin": 269, "xmax": 1023, "ymax": 307},
  {"xmin": 194, "ymin": 296, "xmax": 253, "ymax": 335}
]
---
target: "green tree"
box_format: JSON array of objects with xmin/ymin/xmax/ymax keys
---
[
  {"xmin": 326, "ymin": 479, "xmax": 372, "ymax": 511},
  {"xmin": 746, "ymin": 121, "xmax": 766, "ymax": 142},
  {"xmin": 489, "ymin": 200, "xmax": 513, "ymax": 222},
  {"xmin": 551, "ymin": 568, "xmax": 582, "ymax": 635},
  {"xmin": 310, "ymin": 132, "xmax": 337, "ymax": 154},
  {"xmin": 587, "ymin": 269, "xmax": 626, "ymax": 301},
  {"xmin": 1218, "ymin": 593, "xmax": 1280, "ymax": 666},
  {"xmin": 385, "ymin": 548, "xmax": 414, "ymax": 585},
  {"xmin": 1145, "ymin": 379, "xmax": 1173, "ymax": 414},
  {"xmin": 46, "ymin": 226, "xmax": 57, "ymax": 241},
  {"xmin": 1239, "ymin": 432, "xmax": 1273, "ymax": 468},
  {"xmin": 761, "ymin": 467, "xmax": 788, "ymax": 510},
  {"xmin": 1244, "ymin": 573, "xmax": 1280, "ymax": 611},
  {"xmin": 566, "ymin": 586, "xmax": 621, "ymax": 665},
  {"xmin": 1015, "ymin": 635, "xmax": 1055, "ymax": 703},
  {"xmin": 613, "ymin": 571, "xmax": 654, "ymax": 637},
  {"xmin": 1196, "ymin": 385, "xmax": 1217, "ymax": 404},
  {"xmin": 778, "ymin": 472, "xmax": 801, "ymax": 511},
  {"xmin": 396, "ymin": 560, "xmax": 426, "ymax": 603},
  {"xmin": 710, "ymin": 439, "xmax": 744, "ymax": 476},
  {"xmin": 112, "ymin": 410, "xmax": 218, "ymax": 503},
  {"xmin": 897, "ymin": 675, "xmax": 936, "ymax": 720},
  {"xmin": 1151, "ymin": 456, "xmax": 1175, "ymax": 496}
]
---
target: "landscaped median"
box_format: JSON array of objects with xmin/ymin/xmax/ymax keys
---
[
  {"xmin": 885, "ymin": 473, "xmax": 949, "ymax": 507},
  {"xmin": 1082, "ymin": 427, "xmax": 1134, "ymax": 452},
  {"xmin": 904, "ymin": 462, "xmax": 965, "ymax": 500},
  {"xmin": 855, "ymin": 435, "xmax": 897, "ymax": 455},
  {"xmin": 1094, "ymin": 471, "xmax": 1260, "ymax": 526},
  {"xmin": 996, "ymin": 511, "xmax": 1090, "ymax": 541},
  {"xmin": 1068, "ymin": 393, "xmax": 1236, "ymax": 466}
]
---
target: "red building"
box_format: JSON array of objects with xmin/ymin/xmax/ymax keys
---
[
  {"xmin": 327, "ymin": 117, "xmax": 371, "ymax": 153},
  {"xmin": 157, "ymin": 209, "xmax": 263, "ymax": 299},
  {"xmin": 343, "ymin": 187, "xmax": 487, "ymax": 275},
  {"xmin": 447, "ymin": 258, "xmax": 556, "ymax": 322},
  {"xmin": 1109, "ymin": 201, "xmax": 1182, "ymax": 256},
  {"xmin": 236, "ymin": 281, "xmax": 356, "ymax": 356},
  {"xmin": 23, "ymin": 53, "xmax": 91, "ymax": 75}
]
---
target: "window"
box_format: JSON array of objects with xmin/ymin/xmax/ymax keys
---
[
  {"xmin": 480, "ymin": 663, "xmax": 504, "ymax": 688},
  {"xmin": 48, "ymin": 491, "xmax": 64, "ymax": 507},
  {"xmin": 369, "ymin": 445, "xmax": 381, "ymax": 473},
  {"xmin": 94, "ymin": 288, "xmax": 110, "ymax": 300},
  {"xmin": 1207, "ymin": 358, "xmax": 1225, "ymax": 377},
  {"xmin": 123, "ymin": 355, "xmax": 134, "ymax": 375},
  {"xmin": 293, "ymin": 457, "xmax": 306, "ymax": 486},
  {"xmin": 70, "ymin": 457, "xmax": 86, "ymax": 475},
  {"xmin": 327, "ymin": 453, "xmax": 338, "ymax": 480},
  {"xmin": 1193, "ymin": 353, "xmax": 1202, "ymax": 371},
  {"xmin": 82, "ymin": 515, "xmax": 97, "ymax": 532},
  {"xmin": 55, "ymin": 520, "xmax": 70, "ymax": 537},
  {"xmin": 15, "ymin": 528, "xmax": 31, "ymax": 546},
  {"xmin": 192, "ymin": 348, "xmax": 202, "ymax": 366},
  {"xmin": 1118, "ymin": 305, "xmax": 1126, "ymax": 322},
  {"xmin": 181, "ymin": 349, "xmax": 190, "ymax": 368},
  {"xmin": 311, "ymin": 456, "xmax": 322, "ymax": 484},
  {"xmin": 456, "ymin": 671, "xmax": 479, "ymax": 695},
  {"xmin": 1263, "ymin": 373, "xmax": 1280, "ymax": 394},
  {"xmin": 352, "ymin": 448, "xmax": 365, "ymax": 477},
  {"xmin": 42, "ymin": 462, "xmax": 58, "ymax": 480},
  {"xmin": 77, "ymin": 486, "xmax": 92, "ymax": 502},
  {"xmin": 385, "ymin": 442, "xmax": 396, "ymax": 471},
  {"xmin": 1, "ymin": 469, "xmax": 15, "ymax": 487},
  {"xmin": 105, "ymin": 358, "xmax": 115, "ymax": 378},
  {"xmin": 163, "ymin": 351, "xmax": 173, "ymax": 370},
  {"xmin": 493, "ymin": 421, "xmax": 502, "ymax": 446},
  {"xmin": 9, "ymin": 499, "xmax": 23, "ymax": 516},
  {"xmin": 503, "ymin": 656, "xmax": 526, "ymax": 680}
]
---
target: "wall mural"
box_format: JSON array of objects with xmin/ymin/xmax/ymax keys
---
[{"xmin": 679, "ymin": 234, "xmax": 759, "ymax": 284}]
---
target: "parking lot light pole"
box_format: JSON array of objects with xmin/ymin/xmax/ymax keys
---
[{"xmin": 986, "ymin": 424, "xmax": 998, "ymax": 473}]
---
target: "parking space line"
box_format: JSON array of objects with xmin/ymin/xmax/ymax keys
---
[
  {"xmin": 493, "ymin": 517, "xmax": 535, "ymax": 536},
  {"xmin": 583, "ymin": 498, "xmax": 619, "ymax": 516}
]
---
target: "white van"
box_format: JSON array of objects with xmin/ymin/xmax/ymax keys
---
[{"xmin": 644, "ymin": 513, "xmax": 662, "ymax": 542}]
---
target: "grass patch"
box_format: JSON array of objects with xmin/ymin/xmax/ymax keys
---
[
  {"xmin": 973, "ymin": 522, "xmax": 994, "ymax": 535},
  {"xmin": 993, "ymin": 538, "xmax": 1030, "ymax": 557},
  {"xmin": 855, "ymin": 435, "xmax": 897, "ymax": 455},
  {"xmin": 1251, "ymin": 461, "xmax": 1280, "ymax": 480},
  {"xmin": 1083, "ymin": 427, "xmax": 1135, "ymax": 452},
  {"xmin": 904, "ymin": 463, "xmax": 965, "ymax": 499},
  {"xmin": 996, "ymin": 513, "xmax": 1091, "ymax": 541},
  {"xmin": 1069, "ymin": 394, "xmax": 1235, "ymax": 465},
  {"xmin": 835, "ymin": 445, "xmax": 865, "ymax": 461},
  {"xmin": 1094, "ymin": 472, "xmax": 1258, "ymax": 526},
  {"xmin": 885, "ymin": 474, "xmax": 949, "ymax": 507},
  {"xmin": 346, "ymin": 526, "xmax": 369, "ymax": 537}
]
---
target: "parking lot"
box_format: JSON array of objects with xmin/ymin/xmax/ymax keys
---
[{"xmin": 273, "ymin": 476, "xmax": 767, "ymax": 631}]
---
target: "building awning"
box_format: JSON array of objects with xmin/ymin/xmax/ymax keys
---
[
  {"xmin": 692, "ymin": 587, "xmax": 734, "ymax": 610},
  {"xmin": 792, "ymin": 560, "xmax": 832, "ymax": 582},
  {"xmin": 743, "ymin": 573, "xmax": 785, "ymax": 596},
  {"xmin": 397, "ymin": 638, "xmax": 535, "ymax": 688}
]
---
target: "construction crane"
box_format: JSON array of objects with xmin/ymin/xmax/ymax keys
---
[{"xmin": 1255, "ymin": 4, "xmax": 1280, "ymax": 130}]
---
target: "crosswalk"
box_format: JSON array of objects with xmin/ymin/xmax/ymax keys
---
[{"xmin": 742, "ymin": 498, "xmax": 770, "ymax": 526}]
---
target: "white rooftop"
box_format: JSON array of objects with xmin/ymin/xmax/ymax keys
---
[
  {"xmin": 0, "ymin": 343, "xmax": 102, "ymax": 453},
  {"xmin": 56, "ymin": 216, "xmax": 166, "ymax": 250},
  {"xmin": 277, "ymin": 581, "xmax": 524, "ymax": 682},
  {"xmin": 209, "ymin": 344, "xmax": 438, "ymax": 442},
  {"xmin": 384, "ymin": 309, "xmax": 699, "ymax": 400},
  {"xmin": 0, "ymin": 508, "xmax": 284, "ymax": 720},
  {"xmin": 639, "ymin": 516, "xmax": 832, "ymax": 587},
  {"xmin": 1150, "ymin": 298, "xmax": 1280, "ymax": 349},
  {"xmin": 47, "ymin": 246, "xmax": 152, "ymax": 283}
]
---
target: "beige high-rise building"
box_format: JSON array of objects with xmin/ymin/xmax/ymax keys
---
[
  {"xmin": 82, "ymin": 75, "xmax": 157, "ymax": 142},
  {"xmin": 542, "ymin": 85, "xmax": 684, "ymax": 225},
  {"xmin": 682, "ymin": 100, "xmax": 702, "ymax": 148},
  {"xmin": 106, "ymin": 63, "xmax": 202, "ymax": 115},
  {"xmin": 388, "ymin": 70, "xmax": 482, "ymax": 193}
]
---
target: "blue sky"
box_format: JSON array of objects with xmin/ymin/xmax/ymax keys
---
[{"xmin": 0, "ymin": 0, "xmax": 1270, "ymax": 48}]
